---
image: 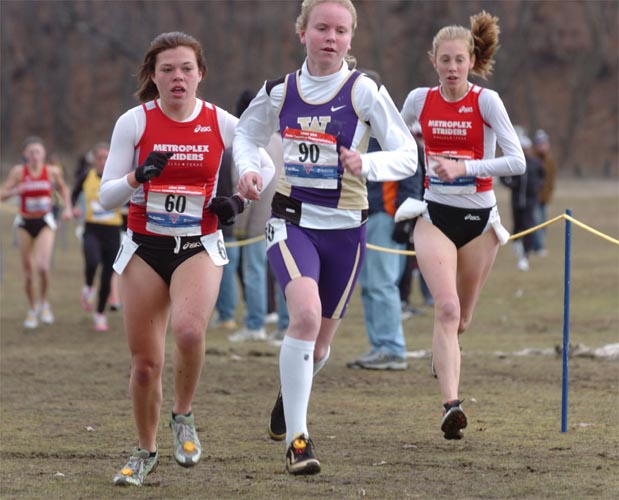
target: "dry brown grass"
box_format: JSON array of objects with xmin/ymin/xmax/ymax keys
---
[{"xmin": 1, "ymin": 178, "xmax": 618, "ymax": 499}]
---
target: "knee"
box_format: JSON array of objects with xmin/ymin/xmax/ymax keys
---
[
  {"xmin": 174, "ymin": 324, "xmax": 204, "ymax": 352},
  {"xmin": 434, "ymin": 297, "xmax": 460, "ymax": 328},
  {"xmin": 35, "ymin": 261, "xmax": 51, "ymax": 275},
  {"xmin": 131, "ymin": 358, "xmax": 162, "ymax": 387},
  {"xmin": 22, "ymin": 262, "xmax": 34, "ymax": 281},
  {"xmin": 289, "ymin": 306, "xmax": 321, "ymax": 336}
]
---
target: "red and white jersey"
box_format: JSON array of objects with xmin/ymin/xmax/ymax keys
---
[
  {"xmin": 419, "ymin": 85, "xmax": 492, "ymax": 194},
  {"xmin": 401, "ymin": 82, "xmax": 525, "ymax": 209},
  {"xmin": 100, "ymin": 98, "xmax": 275, "ymax": 231},
  {"xmin": 20, "ymin": 164, "xmax": 53, "ymax": 217},
  {"xmin": 128, "ymin": 100, "xmax": 225, "ymax": 236}
]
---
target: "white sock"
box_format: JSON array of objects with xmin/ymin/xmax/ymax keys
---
[
  {"xmin": 313, "ymin": 345, "xmax": 330, "ymax": 376},
  {"xmin": 280, "ymin": 336, "xmax": 315, "ymax": 445}
]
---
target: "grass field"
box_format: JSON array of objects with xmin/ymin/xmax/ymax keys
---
[{"xmin": 0, "ymin": 177, "xmax": 618, "ymax": 499}]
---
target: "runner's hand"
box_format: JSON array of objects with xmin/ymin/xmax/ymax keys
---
[
  {"xmin": 210, "ymin": 194, "xmax": 246, "ymax": 226},
  {"xmin": 134, "ymin": 152, "xmax": 173, "ymax": 183}
]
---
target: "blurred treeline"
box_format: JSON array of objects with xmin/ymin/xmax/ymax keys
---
[{"xmin": 1, "ymin": 0, "xmax": 617, "ymax": 179}]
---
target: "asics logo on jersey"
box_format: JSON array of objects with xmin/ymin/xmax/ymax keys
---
[
  {"xmin": 458, "ymin": 106, "xmax": 473, "ymax": 114},
  {"xmin": 194, "ymin": 125, "xmax": 212, "ymax": 133},
  {"xmin": 330, "ymin": 105, "xmax": 347, "ymax": 112},
  {"xmin": 182, "ymin": 241, "xmax": 203, "ymax": 250},
  {"xmin": 464, "ymin": 214, "xmax": 481, "ymax": 221}
]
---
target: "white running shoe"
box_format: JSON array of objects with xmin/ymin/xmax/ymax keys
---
[
  {"xmin": 228, "ymin": 327, "xmax": 267, "ymax": 342},
  {"xmin": 517, "ymin": 257, "xmax": 530, "ymax": 272},
  {"xmin": 264, "ymin": 312, "xmax": 279, "ymax": 325},
  {"xmin": 24, "ymin": 309, "xmax": 38, "ymax": 329},
  {"xmin": 113, "ymin": 447, "xmax": 159, "ymax": 486},
  {"xmin": 169, "ymin": 413, "xmax": 201, "ymax": 467},
  {"xmin": 267, "ymin": 328, "xmax": 286, "ymax": 341},
  {"xmin": 38, "ymin": 303, "xmax": 54, "ymax": 324}
]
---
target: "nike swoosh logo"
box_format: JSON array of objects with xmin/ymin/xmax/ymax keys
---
[{"xmin": 330, "ymin": 105, "xmax": 346, "ymax": 112}]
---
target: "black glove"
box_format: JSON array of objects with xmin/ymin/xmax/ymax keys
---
[
  {"xmin": 134, "ymin": 152, "xmax": 173, "ymax": 183},
  {"xmin": 210, "ymin": 194, "xmax": 246, "ymax": 226},
  {"xmin": 392, "ymin": 219, "xmax": 414, "ymax": 244}
]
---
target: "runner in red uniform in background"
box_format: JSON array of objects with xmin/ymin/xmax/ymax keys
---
[
  {"xmin": 0, "ymin": 136, "xmax": 73, "ymax": 329},
  {"xmin": 400, "ymin": 11, "xmax": 525, "ymax": 440}
]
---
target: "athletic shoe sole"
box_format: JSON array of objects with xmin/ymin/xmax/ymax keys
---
[
  {"xmin": 441, "ymin": 406, "xmax": 467, "ymax": 440},
  {"xmin": 268, "ymin": 389, "xmax": 286, "ymax": 441},
  {"xmin": 356, "ymin": 360, "xmax": 408, "ymax": 370},
  {"xmin": 268, "ymin": 428, "xmax": 286, "ymax": 441},
  {"xmin": 286, "ymin": 459, "xmax": 321, "ymax": 475}
]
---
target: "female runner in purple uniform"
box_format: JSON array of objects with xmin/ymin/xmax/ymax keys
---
[{"xmin": 233, "ymin": 0, "xmax": 417, "ymax": 475}]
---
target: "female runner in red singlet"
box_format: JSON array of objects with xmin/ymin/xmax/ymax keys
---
[{"xmin": 0, "ymin": 136, "xmax": 73, "ymax": 329}]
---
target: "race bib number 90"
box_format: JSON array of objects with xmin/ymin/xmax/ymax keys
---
[
  {"xmin": 146, "ymin": 184, "xmax": 205, "ymax": 236},
  {"xmin": 282, "ymin": 128, "xmax": 339, "ymax": 189}
]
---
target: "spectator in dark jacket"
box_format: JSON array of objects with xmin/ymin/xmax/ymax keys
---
[
  {"xmin": 532, "ymin": 129, "xmax": 556, "ymax": 256},
  {"xmin": 500, "ymin": 128, "xmax": 544, "ymax": 271},
  {"xmin": 347, "ymin": 136, "xmax": 423, "ymax": 369}
]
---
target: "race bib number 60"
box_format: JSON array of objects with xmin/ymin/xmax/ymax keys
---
[{"xmin": 146, "ymin": 184, "xmax": 206, "ymax": 236}]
